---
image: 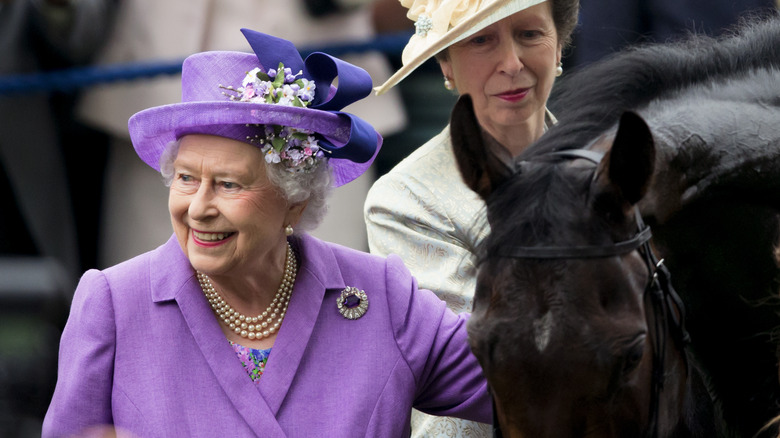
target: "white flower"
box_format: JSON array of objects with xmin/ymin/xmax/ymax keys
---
[
  {"xmin": 263, "ymin": 147, "xmax": 281, "ymax": 164},
  {"xmin": 302, "ymin": 135, "xmax": 319, "ymax": 152},
  {"xmin": 275, "ymin": 84, "xmax": 297, "ymax": 106},
  {"xmin": 298, "ymin": 78, "xmax": 316, "ymax": 102},
  {"xmin": 243, "ymin": 68, "xmax": 262, "ymax": 88}
]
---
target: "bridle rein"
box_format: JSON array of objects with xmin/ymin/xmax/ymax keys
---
[{"xmin": 488, "ymin": 149, "xmax": 690, "ymax": 438}]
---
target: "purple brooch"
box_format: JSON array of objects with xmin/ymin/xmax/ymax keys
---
[{"xmin": 337, "ymin": 287, "xmax": 369, "ymax": 320}]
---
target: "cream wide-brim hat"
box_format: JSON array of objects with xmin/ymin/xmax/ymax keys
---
[{"xmin": 374, "ymin": 0, "xmax": 546, "ymax": 95}]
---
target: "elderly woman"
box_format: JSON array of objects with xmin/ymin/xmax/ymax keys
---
[
  {"xmin": 365, "ymin": 0, "xmax": 579, "ymax": 435},
  {"xmin": 42, "ymin": 29, "xmax": 490, "ymax": 438}
]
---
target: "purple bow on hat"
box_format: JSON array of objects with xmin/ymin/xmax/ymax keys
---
[{"xmin": 241, "ymin": 29, "xmax": 376, "ymax": 164}]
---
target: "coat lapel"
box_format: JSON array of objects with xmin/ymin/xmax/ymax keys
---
[
  {"xmin": 150, "ymin": 236, "xmax": 287, "ymax": 435},
  {"xmin": 257, "ymin": 234, "xmax": 346, "ymax": 415}
]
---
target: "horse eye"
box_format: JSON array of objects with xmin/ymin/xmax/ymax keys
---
[{"xmin": 622, "ymin": 336, "xmax": 646, "ymax": 375}]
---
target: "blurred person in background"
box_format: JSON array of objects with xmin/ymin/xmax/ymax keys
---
[
  {"xmin": 77, "ymin": 0, "xmax": 406, "ymax": 269},
  {"xmin": 0, "ymin": 0, "xmax": 116, "ymax": 282},
  {"xmin": 43, "ymin": 29, "xmax": 490, "ymax": 437},
  {"xmin": 0, "ymin": 1, "xmax": 115, "ymax": 436},
  {"xmin": 365, "ymin": 0, "xmax": 579, "ymax": 435}
]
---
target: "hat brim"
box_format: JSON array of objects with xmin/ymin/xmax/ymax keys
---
[
  {"xmin": 129, "ymin": 101, "xmax": 378, "ymax": 187},
  {"xmin": 374, "ymin": 0, "xmax": 547, "ymax": 95}
]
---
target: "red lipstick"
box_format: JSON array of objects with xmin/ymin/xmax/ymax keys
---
[{"xmin": 497, "ymin": 88, "xmax": 529, "ymax": 103}]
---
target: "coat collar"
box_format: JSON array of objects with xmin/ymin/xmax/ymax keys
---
[
  {"xmin": 148, "ymin": 233, "xmax": 348, "ymax": 430},
  {"xmin": 147, "ymin": 236, "xmax": 285, "ymax": 434},
  {"xmin": 149, "ymin": 235, "xmax": 193, "ymax": 303}
]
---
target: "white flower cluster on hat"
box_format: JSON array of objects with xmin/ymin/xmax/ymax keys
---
[
  {"xmin": 238, "ymin": 64, "xmax": 316, "ymax": 107},
  {"xmin": 221, "ymin": 62, "xmax": 326, "ymax": 173}
]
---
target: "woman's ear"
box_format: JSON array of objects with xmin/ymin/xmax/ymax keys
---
[
  {"xmin": 286, "ymin": 200, "xmax": 309, "ymax": 228},
  {"xmin": 439, "ymin": 59, "xmax": 453, "ymax": 83}
]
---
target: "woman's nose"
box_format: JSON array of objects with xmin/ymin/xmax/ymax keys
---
[
  {"xmin": 498, "ymin": 41, "xmax": 524, "ymax": 76},
  {"xmin": 189, "ymin": 184, "xmax": 218, "ymax": 220}
]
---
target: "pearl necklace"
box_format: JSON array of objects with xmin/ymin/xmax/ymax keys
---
[{"xmin": 197, "ymin": 243, "xmax": 297, "ymax": 340}]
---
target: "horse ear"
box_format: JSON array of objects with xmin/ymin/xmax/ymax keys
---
[
  {"xmin": 451, "ymin": 95, "xmax": 514, "ymax": 200},
  {"xmin": 596, "ymin": 111, "xmax": 656, "ymax": 205}
]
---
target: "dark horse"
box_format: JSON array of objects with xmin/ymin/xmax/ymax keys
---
[{"xmin": 451, "ymin": 14, "xmax": 780, "ymax": 437}]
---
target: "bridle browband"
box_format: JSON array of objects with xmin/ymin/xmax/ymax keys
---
[
  {"xmin": 500, "ymin": 226, "xmax": 652, "ymax": 259},
  {"xmin": 489, "ymin": 149, "xmax": 690, "ymax": 438}
]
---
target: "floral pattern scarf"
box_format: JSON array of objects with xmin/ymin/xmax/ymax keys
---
[{"xmin": 229, "ymin": 340, "xmax": 271, "ymax": 384}]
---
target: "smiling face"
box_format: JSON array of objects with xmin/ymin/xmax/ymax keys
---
[
  {"xmin": 440, "ymin": 1, "xmax": 561, "ymax": 149},
  {"xmin": 169, "ymin": 135, "xmax": 305, "ymax": 278}
]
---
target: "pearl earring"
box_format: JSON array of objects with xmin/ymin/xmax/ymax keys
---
[
  {"xmin": 285, "ymin": 225, "xmax": 294, "ymax": 236},
  {"xmin": 443, "ymin": 76, "xmax": 454, "ymax": 90},
  {"xmin": 555, "ymin": 62, "xmax": 563, "ymax": 77}
]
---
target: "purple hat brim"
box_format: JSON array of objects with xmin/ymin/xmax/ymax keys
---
[{"xmin": 129, "ymin": 100, "xmax": 380, "ymax": 187}]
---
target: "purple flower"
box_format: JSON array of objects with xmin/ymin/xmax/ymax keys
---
[
  {"xmin": 255, "ymin": 81, "xmax": 272, "ymax": 97},
  {"xmin": 283, "ymin": 68, "xmax": 296, "ymax": 83}
]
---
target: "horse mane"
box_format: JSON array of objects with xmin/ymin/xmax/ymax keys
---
[{"xmin": 533, "ymin": 11, "xmax": 780, "ymax": 159}]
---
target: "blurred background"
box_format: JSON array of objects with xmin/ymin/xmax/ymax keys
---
[{"xmin": 0, "ymin": 0, "xmax": 776, "ymax": 436}]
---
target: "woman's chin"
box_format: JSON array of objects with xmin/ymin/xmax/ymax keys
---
[{"xmin": 187, "ymin": 252, "xmax": 231, "ymax": 276}]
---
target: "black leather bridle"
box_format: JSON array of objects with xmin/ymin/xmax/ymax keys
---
[{"xmin": 489, "ymin": 149, "xmax": 690, "ymax": 438}]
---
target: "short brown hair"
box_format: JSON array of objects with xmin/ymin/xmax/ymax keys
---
[{"xmin": 434, "ymin": 0, "xmax": 580, "ymax": 62}]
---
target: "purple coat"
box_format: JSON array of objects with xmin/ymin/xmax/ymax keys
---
[{"xmin": 43, "ymin": 233, "xmax": 490, "ymax": 437}]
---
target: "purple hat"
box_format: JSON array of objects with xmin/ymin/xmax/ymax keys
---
[{"xmin": 128, "ymin": 29, "xmax": 382, "ymax": 187}]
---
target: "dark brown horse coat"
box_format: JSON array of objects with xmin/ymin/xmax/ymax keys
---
[{"xmin": 452, "ymin": 14, "xmax": 780, "ymax": 438}]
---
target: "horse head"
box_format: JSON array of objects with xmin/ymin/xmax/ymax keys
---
[{"xmin": 452, "ymin": 95, "xmax": 707, "ymax": 437}]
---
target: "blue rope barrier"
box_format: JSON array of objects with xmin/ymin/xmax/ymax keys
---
[{"xmin": 0, "ymin": 31, "xmax": 412, "ymax": 96}]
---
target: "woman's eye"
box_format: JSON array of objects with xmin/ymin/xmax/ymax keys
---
[
  {"xmin": 519, "ymin": 30, "xmax": 542, "ymax": 39},
  {"xmin": 178, "ymin": 174, "xmax": 194, "ymax": 183},
  {"xmin": 220, "ymin": 181, "xmax": 239, "ymax": 190},
  {"xmin": 470, "ymin": 35, "xmax": 489, "ymax": 45}
]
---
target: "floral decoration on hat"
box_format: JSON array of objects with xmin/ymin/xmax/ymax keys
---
[
  {"xmin": 232, "ymin": 65, "xmax": 317, "ymax": 107},
  {"xmin": 221, "ymin": 63, "xmax": 326, "ymax": 173},
  {"xmin": 402, "ymin": 0, "xmax": 481, "ymax": 63}
]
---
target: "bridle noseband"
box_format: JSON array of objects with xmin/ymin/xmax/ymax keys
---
[{"xmin": 489, "ymin": 149, "xmax": 690, "ymax": 438}]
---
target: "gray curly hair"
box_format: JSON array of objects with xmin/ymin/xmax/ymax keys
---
[{"xmin": 159, "ymin": 138, "xmax": 333, "ymax": 234}]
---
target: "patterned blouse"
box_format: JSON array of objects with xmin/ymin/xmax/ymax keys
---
[{"xmin": 229, "ymin": 340, "xmax": 271, "ymax": 384}]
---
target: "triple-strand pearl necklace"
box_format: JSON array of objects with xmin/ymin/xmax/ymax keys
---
[{"xmin": 197, "ymin": 243, "xmax": 297, "ymax": 340}]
